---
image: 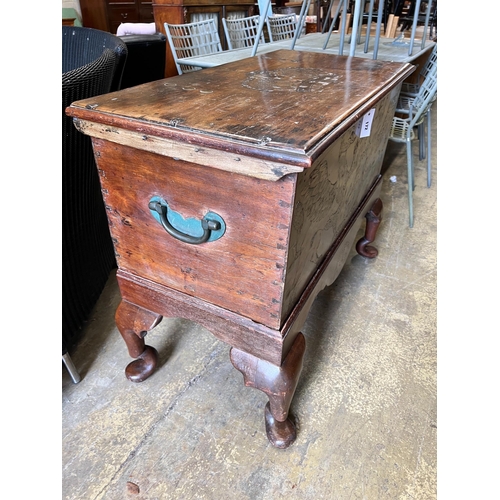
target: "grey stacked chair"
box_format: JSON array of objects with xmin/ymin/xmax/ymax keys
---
[
  {"xmin": 62, "ymin": 26, "xmax": 128, "ymax": 382},
  {"xmin": 395, "ymin": 45, "xmax": 437, "ymax": 184},
  {"xmin": 388, "ymin": 65, "xmax": 437, "ymax": 228},
  {"xmin": 267, "ymin": 14, "xmax": 298, "ymax": 42},
  {"xmin": 400, "ymin": 44, "xmax": 437, "ymax": 97},
  {"xmin": 164, "ymin": 19, "xmax": 223, "ymax": 75},
  {"xmin": 222, "ymin": 15, "xmax": 268, "ymax": 49}
]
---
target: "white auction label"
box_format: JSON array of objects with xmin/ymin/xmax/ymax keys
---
[{"xmin": 355, "ymin": 108, "xmax": 376, "ymax": 138}]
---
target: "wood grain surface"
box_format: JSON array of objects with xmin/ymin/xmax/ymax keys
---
[
  {"xmin": 67, "ymin": 50, "xmax": 414, "ymax": 173},
  {"xmin": 95, "ymin": 138, "xmax": 296, "ymax": 329},
  {"xmin": 281, "ymin": 84, "xmax": 401, "ymax": 322},
  {"xmin": 66, "ymin": 49, "xmax": 413, "ymax": 333}
]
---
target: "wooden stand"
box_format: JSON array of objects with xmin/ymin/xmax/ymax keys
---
[{"xmin": 67, "ymin": 50, "xmax": 413, "ymax": 447}]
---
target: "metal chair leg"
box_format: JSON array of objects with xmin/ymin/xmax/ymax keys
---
[
  {"xmin": 406, "ymin": 138, "xmax": 414, "ymax": 228},
  {"xmin": 63, "ymin": 352, "xmax": 81, "ymax": 384},
  {"xmin": 418, "ymin": 122, "xmax": 425, "ymax": 160},
  {"xmin": 427, "ymin": 108, "xmax": 432, "ymax": 187}
]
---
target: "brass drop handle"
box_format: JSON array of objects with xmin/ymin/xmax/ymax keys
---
[{"xmin": 148, "ymin": 199, "xmax": 224, "ymax": 245}]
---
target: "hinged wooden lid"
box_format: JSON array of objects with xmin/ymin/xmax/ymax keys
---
[{"xmin": 67, "ymin": 49, "xmax": 414, "ymax": 176}]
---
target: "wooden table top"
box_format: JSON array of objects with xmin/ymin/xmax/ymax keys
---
[
  {"xmin": 174, "ymin": 35, "xmax": 435, "ymax": 69},
  {"xmin": 67, "ymin": 50, "xmax": 414, "ymax": 171}
]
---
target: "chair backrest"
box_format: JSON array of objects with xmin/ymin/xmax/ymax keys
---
[
  {"xmin": 164, "ymin": 19, "xmax": 223, "ymax": 75},
  {"xmin": 222, "ymin": 15, "xmax": 268, "ymax": 50},
  {"xmin": 62, "ymin": 26, "xmax": 128, "ymax": 92},
  {"xmin": 419, "ymin": 44, "xmax": 437, "ymax": 82},
  {"xmin": 267, "ymin": 14, "xmax": 297, "ymax": 42},
  {"xmin": 408, "ymin": 64, "xmax": 437, "ymax": 128}
]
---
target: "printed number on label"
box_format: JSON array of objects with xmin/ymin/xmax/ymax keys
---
[{"xmin": 355, "ymin": 108, "xmax": 376, "ymax": 138}]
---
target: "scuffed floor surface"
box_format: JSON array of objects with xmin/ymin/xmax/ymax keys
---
[{"xmin": 63, "ymin": 102, "xmax": 437, "ymax": 500}]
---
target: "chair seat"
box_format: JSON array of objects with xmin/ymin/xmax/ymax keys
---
[
  {"xmin": 396, "ymin": 92, "xmax": 437, "ymax": 116},
  {"xmin": 396, "ymin": 95, "xmax": 415, "ymax": 114},
  {"xmin": 389, "ymin": 117, "xmax": 416, "ymax": 142}
]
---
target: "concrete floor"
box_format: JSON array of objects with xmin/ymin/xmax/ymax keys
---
[{"xmin": 62, "ymin": 101, "xmax": 437, "ymax": 500}]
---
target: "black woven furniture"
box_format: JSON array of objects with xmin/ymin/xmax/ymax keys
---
[
  {"xmin": 119, "ymin": 33, "xmax": 167, "ymax": 89},
  {"xmin": 62, "ymin": 27, "xmax": 128, "ymax": 382},
  {"xmin": 63, "ymin": 26, "xmax": 128, "ymax": 91}
]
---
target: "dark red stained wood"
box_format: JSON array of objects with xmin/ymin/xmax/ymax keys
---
[
  {"xmin": 280, "ymin": 84, "xmax": 399, "ymax": 323},
  {"xmin": 66, "ymin": 50, "xmax": 414, "ymax": 168},
  {"xmin": 356, "ymin": 197, "xmax": 383, "ymax": 258},
  {"xmin": 115, "ymin": 300, "xmax": 162, "ymax": 382},
  {"xmin": 95, "ymin": 138, "xmax": 297, "ymax": 329},
  {"xmin": 116, "ymin": 270, "xmax": 287, "ymax": 365},
  {"xmin": 230, "ymin": 332, "xmax": 306, "ymax": 448},
  {"xmin": 64, "ymin": 50, "xmax": 414, "ymax": 447},
  {"xmin": 112, "ymin": 176, "xmax": 384, "ymax": 367}
]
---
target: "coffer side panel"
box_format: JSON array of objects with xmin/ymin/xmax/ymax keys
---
[
  {"xmin": 282, "ymin": 86, "xmax": 401, "ymax": 323},
  {"xmin": 93, "ymin": 140, "xmax": 296, "ymax": 330}
]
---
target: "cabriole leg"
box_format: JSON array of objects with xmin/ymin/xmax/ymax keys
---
[
  {"xmin": 115, "ymin": 300, "xmax": 162, "ymax": 382},
  {"xmin": 230, "ymin": 332, "xmax": 306, "ymax": 449},
  {"xmin": 356, "ymin": 197, "xmax": 383, "ymax": 258}
]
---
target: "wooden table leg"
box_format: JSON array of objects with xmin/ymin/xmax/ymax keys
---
[
  {"xmin": 115, "ymin": 300, "xmax": 162, "ymax": 382},
  {"xmin": 356, "ymin": 197, "xmax": 383, "ymax": 258},
  {"xmin": 230, "ymin": 332, "xmax": 306, "ymax": 449}
]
